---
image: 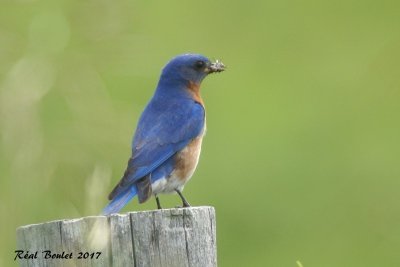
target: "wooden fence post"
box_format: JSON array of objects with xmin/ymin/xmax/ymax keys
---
[{"xmin": 16, "ymin": 206, "xmax": 217, "ymax": 267}]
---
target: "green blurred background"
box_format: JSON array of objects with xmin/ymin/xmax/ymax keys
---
[{"xmin": 1, "ymin": 0, "xmax": 400, "ymax": 266}]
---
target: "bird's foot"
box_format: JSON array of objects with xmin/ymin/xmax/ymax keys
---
[
  {"xmin": 155, "ymin": 195, "xmax": 162, "ymax": 210},
  {"xmin": 175, "ymin": 189, "xmax": 191, "ymax": 208}
]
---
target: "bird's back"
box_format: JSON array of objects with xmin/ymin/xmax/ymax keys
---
[{"xmin": 109, "ymin": 93, "xmax": 205, "ymax": 202}]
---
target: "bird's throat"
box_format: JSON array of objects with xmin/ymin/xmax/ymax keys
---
[{"xmin": 188, "ymin": 81, "xmax": 204, "ymax": 106}]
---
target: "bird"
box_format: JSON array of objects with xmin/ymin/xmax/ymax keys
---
[{"xmin": 102, "ymin": 54, "xmax": 225, "ymax": 215}]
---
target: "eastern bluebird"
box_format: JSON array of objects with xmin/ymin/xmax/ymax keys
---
[{"xmin": 103, "ymin": 54, "xmax": 225, "ymax": 215}]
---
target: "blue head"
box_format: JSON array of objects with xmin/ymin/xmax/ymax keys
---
[{"xmin": 158, "ymin": 54, "xmax": 225, "ymax": 87}]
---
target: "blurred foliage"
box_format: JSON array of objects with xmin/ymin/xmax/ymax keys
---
[{"xmin": 1, "ymin": 0, "xmax": 400, "ymax": 266}]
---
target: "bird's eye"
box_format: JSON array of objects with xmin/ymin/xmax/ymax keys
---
[{"xmin": 195, "ymin": 60, "xmax": 205, "ymax": 69}]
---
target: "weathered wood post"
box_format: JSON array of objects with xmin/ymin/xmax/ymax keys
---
[{"xmin": 16, "ymin": 206, "xmax": 216, "ymax": 267}]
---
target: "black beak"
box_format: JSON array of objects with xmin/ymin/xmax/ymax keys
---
[{"xmin": 207, "ymin": 60, "xmax": 226, "ymax": 73}]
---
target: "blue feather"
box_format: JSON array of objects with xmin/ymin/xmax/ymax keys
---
[{"xmin": 102, "ymin": 186, "xmax": 137, "ymax": 215}]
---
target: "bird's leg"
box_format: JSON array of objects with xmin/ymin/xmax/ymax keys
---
[
  {"xmin": 155, "ymin": 194, "xmax": 162, "ymax": 209},
  {"xmin": 175, "ymin": 189, "xmax": 191, "ymax": 207}
]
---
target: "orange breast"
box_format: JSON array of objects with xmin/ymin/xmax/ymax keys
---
[{"xmin": 173, "ymin": 135, "xmax": 204, "ymax": 182}]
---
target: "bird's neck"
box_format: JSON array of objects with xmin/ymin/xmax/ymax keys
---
[
  {"xmin": 156, "ymin": 78, "xmax": 204, "ymax": 106},
  {"xmin": 187, "ymin": 81, "xmax": 204, "ymax": 106}
]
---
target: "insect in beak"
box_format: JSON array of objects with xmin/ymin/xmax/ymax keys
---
[{"xmin": 207, "ymin": 59, "xmax": 226, "ymax": 73}]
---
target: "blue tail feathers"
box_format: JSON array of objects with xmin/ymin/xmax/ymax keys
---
[{"xmin": 102, "ymin": 186, "xmax": 137, "ymax": 215}]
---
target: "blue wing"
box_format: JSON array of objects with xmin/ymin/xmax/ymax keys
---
[{"xmin": 108, "ymin": 97, "xmax": 205, "ymax": 200}]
